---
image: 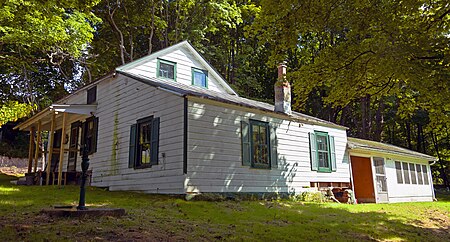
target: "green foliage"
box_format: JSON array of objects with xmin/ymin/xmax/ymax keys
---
[
  {"xmin": 292, "ymin": 191, "xmax": 326, "ymax": 203},
  {"xmin": 0, "ymin": 101, "xmax": 35, "ymax": 127},
  {"xmin": 0, "ymin": 0, "xmax": 101, "ymax": 108}
]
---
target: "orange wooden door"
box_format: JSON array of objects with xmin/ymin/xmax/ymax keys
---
[{"xmin": 351, "ymin": 156, "xmax": 375, "ymax": 203}]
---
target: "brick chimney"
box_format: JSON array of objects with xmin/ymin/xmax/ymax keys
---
[{"xmin": 274, "ymin": 62, "xmax": 291, "ymax": 115}]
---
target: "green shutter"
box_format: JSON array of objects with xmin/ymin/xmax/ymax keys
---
[
  {"xmin": 241, "ymin": 120, "xmax": 250, "ymax": 166},
  {"xmin": 128, "ymin": 124, "xmax": 137, "ymax": 168},
  {"xmin": 270, "ymin": 125, "xmax": 278, "ymax": 168},
  {"xmin": 330, "ymin": 136, "xmax": 336, "ymax": 171},
  {"xmin": 309, "ymin": 132, "xmax": 318, "ymax": 171},
  {"xmin": 150, "ymin": 117, "xmax": 160, "ymax": 165},
  {"xmin": 80, "ymin": 122, "xmax": 86, "ymax": 155}
]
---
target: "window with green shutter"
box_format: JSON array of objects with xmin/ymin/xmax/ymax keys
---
[
  {"xmin": 129, "ymin": 116, "xmax": 160, "ymax": 169},
  {"xmin": 241, "ymin": 119, "xmax": 277, "ymax": 169},
  {"xmin": 309, "ymin": 131, "xmax": 336, "ymax": 172}
]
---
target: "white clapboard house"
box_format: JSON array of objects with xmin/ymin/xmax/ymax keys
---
[{"xmin": 16, "ymin": 41, "xmax": 436, "ymax": 203}]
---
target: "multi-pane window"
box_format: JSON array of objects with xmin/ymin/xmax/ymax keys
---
[
  {"xmin": 250, "ymin": 120, "xmax": 270, "ymax": 169},
  {"xmin": 422, "ymin": 165, "xmax": 430, "ymax": 185},
  {"xmin": 317, "ymin": 134, "xmax": 330, "ymax": 170},
  {"xmin": 395, "ymin": 161, "xmax": 403, "ymax": 184},
  {"xmin": 409, "ymin": 163, "xmax": 417, "ymax": 184},
  {"xmin": 192, "ymin": 68, "xmax": 207, "ymax": 88},
  {"xmin": 309, "ymin": 131, "xmax": 336, "ymax": 172},
  {"xmin": 129, "ymin": 116, "xmax": 160, "ymax": 169},
  {"xmin": 240, "ymin": 120, "xmax": 278, "ymax": 169},
  {"xmin": 138, "ymin": 120, "xmax": 152, "ymax": 166},
  {"xmin": 157, "ymin": 59, "xmax": 176, "ymax": 80},
  {"xmin": 416, "ymin": 164, "xmax": 423, "ymax": 185},
  {"xmin": 396, "ymin": 161, "xmax": 430, "ymax": 186},
  {"xmin": 402, "ymin": 162, "xmax": 410, "ymax": 184}
]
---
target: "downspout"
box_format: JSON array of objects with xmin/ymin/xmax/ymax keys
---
[{"xmin": 429, "ymin": 160, "xmax": 437, "ymax": 201}]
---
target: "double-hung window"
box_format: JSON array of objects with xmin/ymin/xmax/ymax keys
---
[
  {"xmin": 129, "ymin": 116, "xmax": 160, "ymax": 169},
  {"xmin": 157, "ymin": 59, "xmax": 176, "ymax": 81},
  {"xmin": 241, "ymin": 120, "xmax": 278, "ymax": 169},
  {"xmin": 192, "ymin": 68, "xmax": 208, "ymax": 88},
  {"xmin": 309, "ymin": 131, "xmax": 336, "ymax": 172}
]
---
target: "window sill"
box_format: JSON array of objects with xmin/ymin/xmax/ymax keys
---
[
  {"xmin": 317, "ymin": 169, "xmax": 332, "ymax": 173},
  {"xmin": 134, "ymin": 164, "xmax": 154, "ymax": 169}
]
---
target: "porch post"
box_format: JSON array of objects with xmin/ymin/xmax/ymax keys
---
[
  {"xmin": 27, "ymin": 126, "xmax": 35, "ymax": 174},
  {"xmin": 46, "ymin": 112, "xmax": 56, "ymax": 185},
  {"xmin": 33, "ymin": 120, "xmax": 42, "ymax": 173},
  {"xmin": 57, "ymin": 112, "xmax": 67, "ymax": 187}
]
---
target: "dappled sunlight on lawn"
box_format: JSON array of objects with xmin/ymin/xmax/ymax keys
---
[
  {"xmin": 0, "ymin": 186, "xmax": 20, "ymax": 194},
  {"xmin": 0, "ymin": 199, "xmax": 33, "ymax": 206}
]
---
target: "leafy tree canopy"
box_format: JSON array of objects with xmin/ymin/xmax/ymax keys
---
[{"xmin": 253, "ymin": 0, "xmax": 450, "ymax": 127}]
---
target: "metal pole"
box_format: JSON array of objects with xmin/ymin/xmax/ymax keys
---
[{"xmin": 77, "ymin": 143, "xmax": 90, "ymax": 210}]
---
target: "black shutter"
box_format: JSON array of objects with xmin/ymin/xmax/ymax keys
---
[
  {"xmin": 241, "ymin": 120, "xmax": 250, "ymax": 166},
  {"xmin": 150, "ymin": 117, "xmax": 160, "ymax": 165},
  {"xmin": 80, "ymin": 122, "xmax": 86, "ymax": 155},
  {"xmin": 128, "ymin": 124, "xmax": 137, "ymax": 168},
  {"xmin": 270, "ymin": 125, "xmax": 278, "ymax": 168},
  {"xmin": 92, "ymin": 117, "xmax": 99, "ymax": 153},
  {"xmin": 309, "ymin": 132, "xmax": 318, "ymax": 171}
]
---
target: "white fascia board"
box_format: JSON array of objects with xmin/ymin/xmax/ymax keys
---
[
  {"xmin": 116, "ymin": 41, "xmax": 238, "ymax": 96},
  {"xmin": 50, "ymin": 104, "xmax": 97, "ymax": 115},
  {"xmin": 116, "ymin": 41, "xmax": 189, "ymax": 72},
  {"xmin": 183, "ymin": 42, "xmax": 238, "ymax": 96}
]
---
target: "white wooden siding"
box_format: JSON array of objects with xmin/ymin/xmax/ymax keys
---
[
  {"xmin": 54, "ymin": 75, "xmax": 185, "ymax": 193},
  {"xmin": 126, "ymin": 47, "xmax": 228, "ymax": 94},
  {"xmin": 384, "ymin": 159, "xmax": 433, "ymax": 202},
  {"xmin": 186, "ymin": 100, "xmax": 350, "ymax": 194}
]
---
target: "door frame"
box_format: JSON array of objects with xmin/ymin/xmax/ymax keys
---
[
  {"xmin": 372, "ymin": 157, "xmax": 389, "ymax": 203},
  {"xmin": 350, "ymin": 155, "xmax": 376, "ymax": 203},
  {"xmin": 67, "ymin": 121, "xmax": 81, "ymax": 171}
]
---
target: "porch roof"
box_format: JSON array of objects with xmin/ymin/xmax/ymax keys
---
[
  {"xmin": 14, "ymin": 104, "xmax": 97, "ymax": 131},
  {"xmin": 347, "ymin": 137, "xmax": 437, "ymax": 161}
]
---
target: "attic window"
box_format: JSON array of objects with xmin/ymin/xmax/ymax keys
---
[
  {"xmin": 87, "ymin": 86, "xmax": 97, "ymax": 104},
  {"xmin": 157, "ymin": 59, "xmax": 176, "ymax": 81},
  {"xmin": 192, "ymin": 68, "xmax": 208, "ymax": 88}
]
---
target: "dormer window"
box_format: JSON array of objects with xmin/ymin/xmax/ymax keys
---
[
  {"xmin": 192, "ymin": 68, "xmax": 208, "ymax": 88},
  {"xmin": 157, "ymin": 59, "xmax": 176, "ymax": 81}
]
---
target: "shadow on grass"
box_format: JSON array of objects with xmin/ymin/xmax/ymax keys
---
[
  {"xmin": 0, "ymin": 173, "xmax": 448, "ymax": 241},
  {"xmin": 436, "ymin": 192, "xmax": 450, "ymax": 202}
]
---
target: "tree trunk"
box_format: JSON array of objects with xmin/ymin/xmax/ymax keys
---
[
  {"xmin": 148, "ymin": 3, "xmax": 155, "ymax": 54},
  {"xmin": 339, "ymin": 105, "xmax": 349, "ymax": 126},
  {"xmin": 406, "ymin": 121, "xmax": 412, "ymax": 149},
  {"xmin": 360, "ymin": 95, "xmax": 370, "ymax": 139},
  {"xmin": 107, "ymin": 4, "xmax": 126, "ymax": 65},
  {"xmin": 431, "ymin": 131, "xmax": 449, "ymax": 188},
  {"xmin": 373, "ymin": 98, "xmax": 384, "ymax": 141},
  {"xmin": 418, "ymin": 125, "xmax": 422, "ymax": 152}
]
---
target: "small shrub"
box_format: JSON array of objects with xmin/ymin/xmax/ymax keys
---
[{"xmin": 292, "ymin": 191, "xmax": 325, "ymax": 203}]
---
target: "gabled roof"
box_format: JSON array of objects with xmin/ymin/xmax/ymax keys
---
[
  {"xmin": 116, "ymin": 40, "xmax": 238, "ymax": 96},
  {"xmin": 116, "ymin": 71, "xmax": 347, "ymax": 130},
  {"xmin": 348, "ymin": 137, "xmax": 437, "ymax": 161}
]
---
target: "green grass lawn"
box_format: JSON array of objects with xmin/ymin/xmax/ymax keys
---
[{"xmin": 0, "ymin": 173, "xmax": 449, "ymax": 241}]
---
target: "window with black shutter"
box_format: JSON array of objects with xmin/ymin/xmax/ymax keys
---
[{"xmin": 129, "ymin": 116, "xmax": 160, "ymax": 169}]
